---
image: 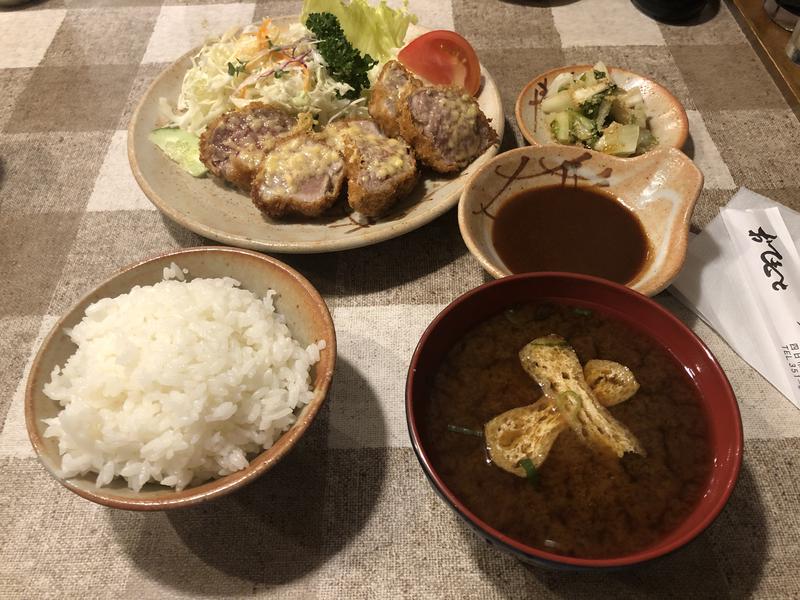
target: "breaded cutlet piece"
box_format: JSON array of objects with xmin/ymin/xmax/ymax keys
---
[
  {"xmin": 399, "ymin": 85, "xmax": 497, "ymax": 173},
  {"xmin": 199, "ymin": 103, "xmax": 304, "ymax": 191},
  {"xmin": 368, "ymin": 60, "xmax": 422, "ymax": 138},
  {"xmin": 250, "ymin": 133, "xmax": 345, "ymax": 219},
  {"xmin": 327, "ymin": 118, "xmax": 418, "ymax": 217}
]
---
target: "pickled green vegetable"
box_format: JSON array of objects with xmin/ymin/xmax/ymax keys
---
[{"xmin": 540, "ymin": 61, "xmax": 657, "ymax": 156}]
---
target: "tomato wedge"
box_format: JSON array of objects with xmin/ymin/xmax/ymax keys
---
[{"xmin": 397, "ymin": 30, "xmax": 482, "ymax": 96}]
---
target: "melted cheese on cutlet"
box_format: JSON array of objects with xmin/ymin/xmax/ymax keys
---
[
  {"xmin": 438, "ymin": 93, "xmax": 480, "ymax": 154},
  {"xmin": 353, "ymin": 134, "xmax": 410, "ymax": 180},
  {"xmin": 331, "ymin": 124, "xmax": 412, "ymax": 181},
  {"xmin": 260, "ymin": 137, "xmax": 341, "ymax": 191},
  {"xmin": 371, "ymin": 143, "xmax": 408, "ymax": 180}
]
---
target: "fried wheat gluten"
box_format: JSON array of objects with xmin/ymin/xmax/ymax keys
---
[
  {"xmin": 485, "ymin": 359, "xmax": 641, "ymax": 477},
  {"xmin": 518, "ymin": 335, "xmax": 645, "ymax": 458},
  {"xmin": 583, "ymin": 359, "xmax": 640, "ymax": 407}
]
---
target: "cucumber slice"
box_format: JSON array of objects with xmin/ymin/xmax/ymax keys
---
[
  {"xmin": 622, "ymin": 87, "xmax": 644, "ymax": 107},
  {"xmin": 593, "ymin": 61, "xmax": 608, "ymax": 77},
  {"xmin": 632, "ymin": 104, "xmax": 647, "ymax": 128},
  {"xmin": 548, "ymin": 72, "xmax": 574, "ymax": 97},
  {"xmin": 610, "ymin": 97, "xmax": 636, "ymax": 125},
  {"xmin": 571, "ymin": 81, "xmax": 608, "ymax": 106},
  {"xmin": 149, "ymin": 128, "xmax": 207, "ymax": 177},
  {"xmin": 594, "ymin": 123, "xmax": 639, "ymax": 156},
  {"xmin": 635, "ymin": 128, "xmax": 657, "ymax": 154},
  {"xmin": 541, "ymin": 90, "xmax": 572, "ymax": 113},
  {"xmin": 550, "ymin": 111, "xmax": 572, "ymax": 143},
  {"xmin": 595, "ymin": 96, "xmax": 612, "ymax": 129},
  {"xmin": 571, "ymin": 112, "xmax": 596, "ymax": 142}
]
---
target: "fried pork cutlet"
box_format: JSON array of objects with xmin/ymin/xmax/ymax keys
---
[
  {"xmin": 250, "ymin": 133, "xmax": 345, "ymax": 219},
  {"xmin": 327, "ymin": 119, "xmax": 418, "ymax": 217},
  {"xmin": 199, "ymin": 103, "xmax": 302, "ymax": 191},
  {"xmin": 368, "ymin": 60, "xmax": 422, "ymax": 138},
  {"xmin": 399, "ymin": 86, "xmax": 498, "ymax": 173}
]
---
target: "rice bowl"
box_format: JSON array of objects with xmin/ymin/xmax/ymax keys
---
[
  {"xmin": 25, "ymin": 247, "xmax": 336, "ymax": 510},
  {"xmin": 43, "ymin": 264, "xmax": 324, "ymax": 492}
]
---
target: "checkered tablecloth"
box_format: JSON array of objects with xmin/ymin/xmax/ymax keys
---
[{"xmin": 2, "ymin": 0, "xmax": 799, "ymax": 597}]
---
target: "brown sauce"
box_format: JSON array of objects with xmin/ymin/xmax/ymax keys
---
[
  {"xmin": 491, "ymin": 186, "xmax": 649, "ymax": 284},
  {"xmin": 420, "ymin": 302, "xmax": 711, "ymax": 559}
]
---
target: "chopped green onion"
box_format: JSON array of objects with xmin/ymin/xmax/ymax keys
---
[
  {"xmin": 447, "ymin": 424, "xmax": 484, "ymax": 438},
  {"xmin": 518, "ymin": 458, "xmax": 540, "ymax": 487},
  {"xmin": 573, "ymin": 307, "xmax": 593, "ymax": 316}
]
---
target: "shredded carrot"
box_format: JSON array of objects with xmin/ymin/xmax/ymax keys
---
[
  {"xmin": 302, "ymin": 65, "xmax": 312, "ymax": 91},
  {"xmin": 245, "ymin": 51, "xmax": 270, "ymax": 70},
  {"xmin": 256, "ymin": 18, "xmax": 272, "ymax": 49}
]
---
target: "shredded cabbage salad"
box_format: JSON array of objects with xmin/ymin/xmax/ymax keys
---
[
  {"xmin": 159, "ymin": 0, "xmax": 416, "ymax": 136},
  {"xmin": 160, "ymin": 20, "xmax": 361, "ymax": 134}
]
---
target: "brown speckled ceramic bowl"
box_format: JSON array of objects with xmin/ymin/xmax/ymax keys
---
[
  {"xmin": 25, "ymin": 247, "xmax": 336, "ymax": 510},
  {"xmin": 515, "ymin": 64, "xmax": 688, "ymax": 153},
  {"xmin": 458, "ymin": 145, "xmax": 703, "ymax": 296}
]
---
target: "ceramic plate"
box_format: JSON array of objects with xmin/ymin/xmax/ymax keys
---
[
  {"xmin": 128, "ymin": 20, "xmax": 504, "ymax": 254},
  {"xmin": 515, "ymin": 65, "xmax": 687, "ymax": 153}
]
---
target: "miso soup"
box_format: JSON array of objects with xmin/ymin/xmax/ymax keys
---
[{"xmin": 419, "ymin": 302, "xmax": 712, "ymax": 559}]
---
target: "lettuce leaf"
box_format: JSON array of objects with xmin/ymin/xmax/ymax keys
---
[{"xmin": 301, "ymin": 0, "xmax": 417, "ymax": 62}]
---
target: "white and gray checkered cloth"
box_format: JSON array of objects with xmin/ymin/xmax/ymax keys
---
[{"xmin": 1, "ymin": 1, "xmax": 799, "ymax": 597}]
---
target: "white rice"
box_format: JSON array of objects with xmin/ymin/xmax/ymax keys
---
[{"xmin": 42, "ymin": 264, "xmax": 324, "ymax": 492}]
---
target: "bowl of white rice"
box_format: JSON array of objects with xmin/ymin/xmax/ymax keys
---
[{"xmin": 25, "ymin": 247, "xmax": 336, "ymax": 510}]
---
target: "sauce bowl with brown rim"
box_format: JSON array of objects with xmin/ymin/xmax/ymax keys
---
[{"xmin": 458, "ymin": 145, "xmax": 703, "ymax": 296}]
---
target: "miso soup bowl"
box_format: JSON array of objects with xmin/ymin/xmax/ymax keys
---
[
  {"xmin": 405, "ymin": 273, "xmax": 743, "ymax": 570},
  {"xmin": 25, "ymin": 247, "xmax": 336, "ymax": 510},
  {"xmin": 458, "ymin": 145, "xmax": 703, "ymax": 296}
]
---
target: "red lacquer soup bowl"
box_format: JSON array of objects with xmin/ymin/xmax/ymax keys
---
[{"xmin": 405, "ymin": 272, "xmax": 742, "ymax": 570}]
